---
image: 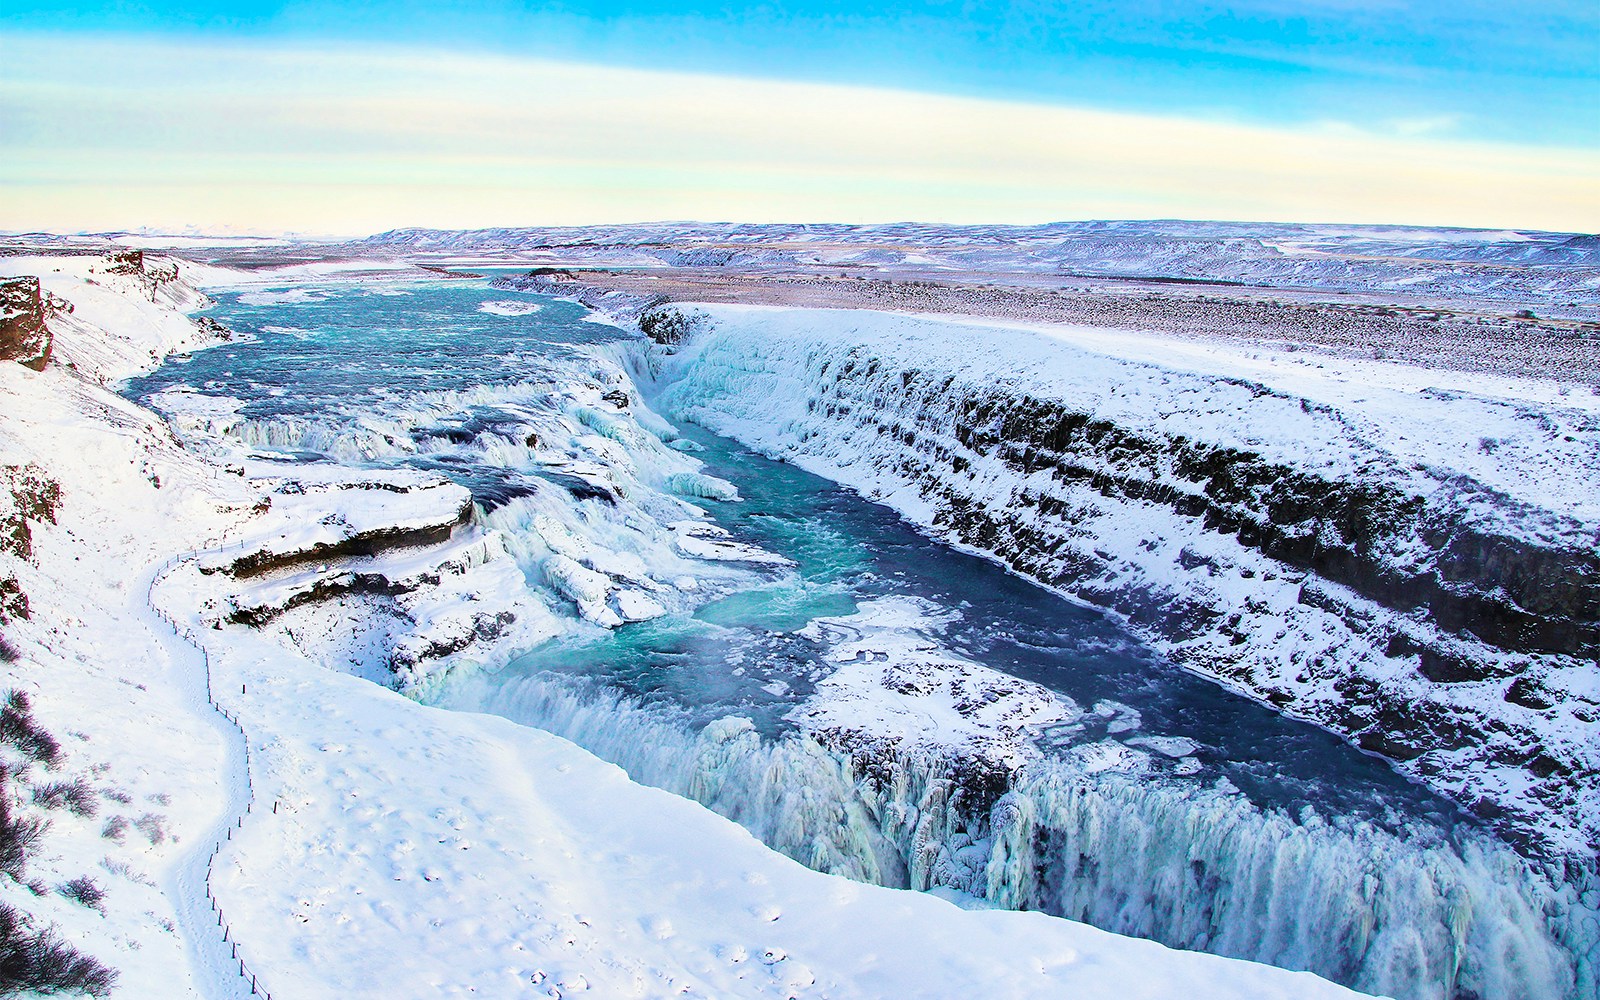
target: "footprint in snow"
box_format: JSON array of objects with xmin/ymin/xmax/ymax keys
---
[{"xmin": 643, "ymin": 916, "xmax": 675, "ymax": 940}]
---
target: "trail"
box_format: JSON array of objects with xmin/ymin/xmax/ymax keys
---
[{"xmin": 142, "ymin": 547, "xmax": 270, "ymax": 1000}]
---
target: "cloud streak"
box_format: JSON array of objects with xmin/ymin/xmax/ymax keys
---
[{"xmin": 2, "ymin": 34, "xmax": 1596, "ymax": 234}]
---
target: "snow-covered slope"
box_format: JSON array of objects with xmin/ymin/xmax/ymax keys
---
[
  {"xmin": 0, "ymin": 257, "xmax": 1382, "ymax": 997},
  {"xmin": 651, "ymin": 304, "xmax": 1600, "ymax": 862}
]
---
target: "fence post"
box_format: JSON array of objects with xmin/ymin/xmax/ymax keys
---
[{"xmin": 157, "ymin": 538, "xmax": 271, "ymax": 1000}]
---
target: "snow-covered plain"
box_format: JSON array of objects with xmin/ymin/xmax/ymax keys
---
[
  {"xmin": 0, "ymin": 257, "xmax": 1385, "ymax": 996},
  {"xmin": 342, "ymin": 220, "xmax": 1600, "ymax": 310}
]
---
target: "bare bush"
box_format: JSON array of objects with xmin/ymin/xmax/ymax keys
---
[
  {"xmin": 132, "ymin": 814, "xmax": 165, "ymax": 846},
  {"xmin": 98, "ymin": 858, "xmax": 151, "ymax": 887},
  {"xmin": 99, "ymin": 816, "xmax": 128, "ymax": 843},
  {"xmin": 58, "ymin": 877, "xmax": 105, "ymax": 912},
  {"xmin": 0, "ymin": 901, "xmax": 118, "ymax": 997},
  {"xmin": 0, "ymin": 690, "xmax": 61, "ymax": 767},
  {"xmin": 0, "ymin": 767, "xmax": 48, "ymax": 882},
  {"xmin": 32, "ymin": 779, "xmax": 97, "ymax": 818}
]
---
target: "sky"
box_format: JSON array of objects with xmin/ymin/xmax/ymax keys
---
[{"xmin": 2, "ymin": 1, "xmax": 1597, "ymax": 234}]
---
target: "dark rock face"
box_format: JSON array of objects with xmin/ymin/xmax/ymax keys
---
[
  {"xmin": 0, "ymin": 577, "xmax": 27, "ymax": 624},
  {"xmin": 932, "ymin": 389, "xmax": 1600, "ymax": 662},
  {"xmin": 226, "ymin": 570, "xmax": 414, "ymax": 626},
  {"xmin": 104, "ymin": 249, "xmax": 179, "ymax": 300},
  {"xmin": 218, "ymin": 514, "xmax": 470, "ymax": 580},
  {"xmin": 669, "ymin": 331, "xmax": 1600, "ymax": 857},
  {"xmin": 0, "ymin": 277, "xmax": 53, "ymax": 371},
  {"xmin": 389, "ymin": 610, "xmax": 517, "ymax": 671},
  {"xmin": 2, "ymin": 466, "xmax": 61, "ymax": 563}
]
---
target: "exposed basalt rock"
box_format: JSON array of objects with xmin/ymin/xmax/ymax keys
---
[
  {"xmin": 103, "ymin": 249, "xmax": 179, "ymax": 300},
  {"xmin": 812, "ymin": 727, "xmax": 1014, "ymax": 820},
  {"xmin": 2, "ymin": 466, "xmax": 62, "ymax": 561},
  {"xmin": 228, "ymin": 570, "xmax": 417, "ymax": 626},
  {"xmin": 193, "ymin": 316, "xmax": 235, "ymax": 342},
  {"xmin": 389, "ymin": 610, "xmax": 516, "ymax": 670},
  {"xmin": 220, "ymin": 513, "xmax": 468, "ymax": 579},
  {"xmin": 638, "ymin": 307, "xmax": 699, "ymax": 346},
  {"xmin": 0, "ymin": 577, "xmax": 28, "ymax": 623},
  {"xmin": 924, "ymin": 388, "xmax": 1600, "ymax": 661},
  {"xmin": 0, "ymin": 277, "xmax": 53, "ymax": 371}
]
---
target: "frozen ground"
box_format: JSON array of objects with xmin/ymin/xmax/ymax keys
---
[{"xmin": 0, "ymin": 255, "xmax": 1383, "ymax": 996}]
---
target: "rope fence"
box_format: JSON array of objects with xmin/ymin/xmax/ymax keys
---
[{"xmin": 148, "ymin": 538, "xmax": 273, "ymax": 1000}]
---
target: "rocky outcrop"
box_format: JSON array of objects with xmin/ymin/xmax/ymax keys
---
[
  {"xmin": 939, "ymin": 392, "xmax": 1599, "ymax": 661},
  {"xmin": 904, "ymin": 387, "xmax": 1600, "ymax": 846},
  {"xmin": 221, "ymin": 514, "xmax": 466, "ymax": 579},
  {"xmin": 491, "ymin": 271, "xmax": 664, "ymax": 324},
  {"xmin": 198, "ymin": 477, "xmax": 474, "ymax": 579},
  {"xmin": 226, "ymin": 568, "xmax": 415, "ymax": 626},
  {"xmin": 104, "ymin": 249, "xmax": 180, "ymax": 301},
  {"xmin": 655, "ymin": 309, "xmax": 1600, "ymax": 859},
  {"xmin": 0, "ymin": 277, "xmax": 54, "ymax": 371}
]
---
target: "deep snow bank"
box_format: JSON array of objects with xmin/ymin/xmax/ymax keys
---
[
  {"xmin": 650, "ymin": 304, "xmax": 1600, "ymax": 863},
  {"xmin": 0, "ymin": 254, "xmax": 1376, "ymax": 999}
]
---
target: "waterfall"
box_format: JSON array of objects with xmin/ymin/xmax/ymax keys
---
[{"xmin": 441, "ymin": 666, "xmax": 1596, "ymax": 1000}]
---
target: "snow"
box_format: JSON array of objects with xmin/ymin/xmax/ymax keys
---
[
  {"xmin": 791, "ymin": 597, "xmax": 1074, "ymax": 768},
  {"xmin": 478, "ymin": 299, "xmax": 546, "ymax": 316},
  {"xmin": 670, "ymin": 520, "xmax": 796, "ymax": 566},
  {"xmin": 176, "ymin": 629, "xmax": 1367, "ymax": 1000},
  {"xmin": 0, "ymin": 254, "xmax": 1381, "ymax": 998}
]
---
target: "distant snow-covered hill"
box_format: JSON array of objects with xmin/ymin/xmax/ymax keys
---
[{"xmin": 339, "ymin": 220, "xmax": 1600, "ymax": 306}]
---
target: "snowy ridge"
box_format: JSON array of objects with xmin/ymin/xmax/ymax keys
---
[{"xmin": 347, "ymin": 220, "xmax": 1600, "ymax": 307}]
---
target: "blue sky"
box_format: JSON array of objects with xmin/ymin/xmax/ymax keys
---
[
  {"xmin": 2, "ymin": 2, "xmax": 1597, "ymax": 232},
  {"xmin": 9, "ymin": 0, "xmax": 1596, "ymax": 147}
]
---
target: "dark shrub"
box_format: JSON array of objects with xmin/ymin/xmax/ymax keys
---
[
  {"xmin": 32, "ymin": 780, "xmax": 97, "ymax": 818},
  {"xmin": 0, "ymin": 792, "xmax": 48, "ymax": 880},
  {"xmin": 58, "ymin": 877, "xmax": 105, "ymax": 912},
  {"xmin": 0, "ymin": 691, "xmax": 61, "ymax": 768},
  {"xmin": 0, "ymin": 901, "xmax": 118, "ymax": 996}
]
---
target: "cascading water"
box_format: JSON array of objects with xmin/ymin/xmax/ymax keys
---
[
  {"xmin": 439, "ymin": 663, "xmax": 1593, "ymax": 1000},
  {"xmin": 127, "ymin": 277, "xmax": 1599, "ymax": 1000}
]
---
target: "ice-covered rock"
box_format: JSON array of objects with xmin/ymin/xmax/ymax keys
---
[{"xmin": 543, "ymin": 553, "xmax": 622, "ymax": 627}]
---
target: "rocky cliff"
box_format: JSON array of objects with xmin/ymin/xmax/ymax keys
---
[{"xmin": 0, "ymin": 276, "xmax": 55, "ymax": 371}]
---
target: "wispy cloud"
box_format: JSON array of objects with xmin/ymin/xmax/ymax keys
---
[
  {"xmin": 1, "ymin": 34, "xmax": 1595, "ymax": 234},
  {"xmin": 1386, "ymin": 114, "xmax": 1467, "ymax": 137}
]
